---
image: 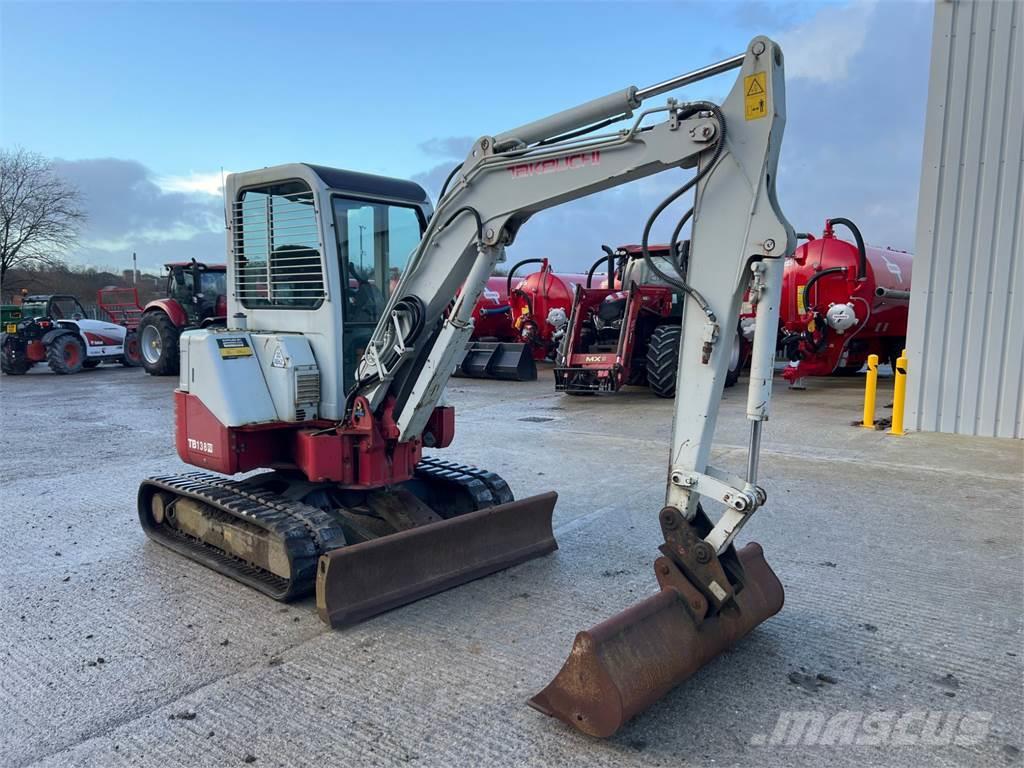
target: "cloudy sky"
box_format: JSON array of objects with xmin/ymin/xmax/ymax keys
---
[{"xmin": 1, "ymin": 1, "xmax": 933, "ymax": 273}]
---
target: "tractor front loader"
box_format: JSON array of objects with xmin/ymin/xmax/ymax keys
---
[{"xmin": 140, "ymin": 37, "xmax": 793, "ymax": 736}]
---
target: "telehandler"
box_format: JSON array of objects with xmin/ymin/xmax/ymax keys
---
[{"xmin": 139, "ymin": 37, "xmax": 793, "ymax": 736}]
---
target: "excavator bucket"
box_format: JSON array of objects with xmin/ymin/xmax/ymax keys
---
[
  {"xmin": 529, "ymin": 542, "xmax": 783, "ymax": 737},
  {"xmin": 317, "ymin": 491, "xmax": 557, "ymax": 627},
  {"xmin": 456, "ymin": 341, "xmax": 537, "ymax": 381}
]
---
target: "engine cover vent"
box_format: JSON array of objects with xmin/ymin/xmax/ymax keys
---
[{"xmin": 296, "ymin": 371, "xmax": 320, "ymax": 405}]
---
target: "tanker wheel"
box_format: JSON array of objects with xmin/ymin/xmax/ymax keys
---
[
  {"xmin": 121, "ymin": 331, "xmax": 142, "ymax": 367},
  {"xmin": 645, "ymin": 324, "xmax": 680, "ymax": 398},
  {"xmin": 47, "ymin": 334, "xmax": 86, "ymax": 375},
  {"xmin": 139, "ymin": 312, "xmax": 180, "ymax": 376}
]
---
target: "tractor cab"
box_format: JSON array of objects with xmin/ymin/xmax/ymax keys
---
[{"xmin": 164, "ymin": 262, "xmax": 227, "ymax": 325}]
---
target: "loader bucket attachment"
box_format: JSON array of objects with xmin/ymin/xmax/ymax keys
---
[
  {"xmin": 456, "ymin": 341, "xmax": 537, "ymax": 381},
  {"xmin": 528, "ymin": 542, "xmax": 783, "ymax": 737},
  {"xmin": 316, "ymin": 491, "xmax": 557, "ymax": 627}
]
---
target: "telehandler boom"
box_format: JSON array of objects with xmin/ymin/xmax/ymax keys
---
[{"xmin": 139, "ymin": 36, "xmax": 793, "ymax": 736}]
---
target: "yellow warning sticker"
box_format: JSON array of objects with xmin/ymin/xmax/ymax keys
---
[
  {"xmin": 744, "ymin": 72, "xmax": 767, "ymax": 121},
  {"xmin": 217, "ymin": 337, "xmax": 253, "ymax": 358},
  {"xmin": 796, "ymin": 283, "xmax": 806, "ymax": 314}
]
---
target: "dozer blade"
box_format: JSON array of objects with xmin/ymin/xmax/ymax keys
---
[
  {"xmin": 456, "ymin": 341, "xmax": 537, "ymax": 381},
  {"xmin": 528, "ymin": 542, "xmax": 783, "ymax": 738},
  {"xmin": 317, "ymin": 491, "xmax": 557, "ymax": 627}
]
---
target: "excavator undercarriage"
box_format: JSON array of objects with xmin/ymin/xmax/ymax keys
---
[{"xmin": 139, "ymin": 458, "xmax": 556, "ymax": 621}]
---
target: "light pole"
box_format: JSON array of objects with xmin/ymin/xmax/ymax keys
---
[{"xmin": 358, "ymin": 225, "xmax": 366, "ymax": 271}]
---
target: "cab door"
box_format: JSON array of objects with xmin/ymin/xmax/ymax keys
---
[{"xmin": 331, "ymin": 197, "xmax": 424, "ymax": 393}]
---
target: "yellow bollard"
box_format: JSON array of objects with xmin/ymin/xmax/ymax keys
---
[
  {"xmin": 890, "ymin": 352, "xmax": 908, "ymax": 436},
  {"xmin": 862, "ymin": 354, "xmax": 879, "ymax": 428}
]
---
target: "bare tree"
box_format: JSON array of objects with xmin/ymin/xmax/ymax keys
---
[{"xmin": 0, "ymin": 148, "xmax": 86, "ymax": 286}]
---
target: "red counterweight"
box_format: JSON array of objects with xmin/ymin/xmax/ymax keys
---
[{"xmin": 779, "ymin": 218, "xmax": 912, "ymax": 384}]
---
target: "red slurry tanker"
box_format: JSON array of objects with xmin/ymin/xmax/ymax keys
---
[
  {"xmin": 460, "ymin": 263, "xmax": 593, "ymax": 379},
  {"xmin": 504, "ymin": 258, "xmax": 592, "ymax": 360},
  {"xmin": 779, "ymin": 218, "xmax": 912, "ymax": 387}
]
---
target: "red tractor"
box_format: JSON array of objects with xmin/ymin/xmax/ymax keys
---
[
  {"xmin": 138, "ymin": 261, "xmax": 227, "ymax": 376},
  {"xmin": 555, "ymin": 244, "xmax": 746, "ymax": 397}
]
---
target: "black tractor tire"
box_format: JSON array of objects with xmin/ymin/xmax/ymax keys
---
[
  {"xmin": 645, "ymin": 324, "xmax": 681, "ymax": 398},
  {"xmin": 1, "ymin": 348, "xmax": 32, "ymax": 375},
  {"xmin": 82, "ymin": 360, "xmax": 101, "ymax": 369},
  {"xmin": 121, "ymin": 331, "xmax": 142, "ymax": 367},
  {"xmin": 47, "ymin": 334, "xmax": 86, "ymax": 375},
  {"xmin": 139, "ymin": 312, "xmax": 180, "ymax": 376}
]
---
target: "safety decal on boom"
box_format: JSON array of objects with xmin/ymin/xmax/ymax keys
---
[
  {"xmin": 744, "ymin": 72, "xmax": 767, "ymax": 121},
  {"xmin": 217, "ymin": 337, "xmax": 253, "ymax": 358}
]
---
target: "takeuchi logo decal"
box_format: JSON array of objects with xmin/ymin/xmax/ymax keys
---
[{"xmin": 509, "ymin": 151, "xmax": 600, "ymax": 178}]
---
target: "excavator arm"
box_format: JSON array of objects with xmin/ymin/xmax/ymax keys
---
[
  {"xmin": 357, "ymin": 36, "xmax": 792, "ymax": 554},
  {"xmin": 349, "ymin": 36, "xmax": 794, "ymax": 737}
]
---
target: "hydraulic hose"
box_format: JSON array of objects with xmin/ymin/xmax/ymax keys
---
[
  {"xmin": 587, "ymin": 246, "xmax": 616, "ymax": 288},
  {"xmin": 801, "ymin": 266, "xmax": 846, "ymax": 315},
  {"xmin": 669, "ymin": 207, "xmax": 693, "ymax": 270},
  {"xmin": 506, "ymin": 258, "xmax": 546, "ymax": 298},
  {"xmin": 827, "ymin": 217, "xmax": 867, "ymax": 280},
  {"xmin": 438, "ymin": 162, "xmax": 463, "ymax": 201},
  {"xmin": 641, "ymin": 102, "xmax": 725, "ymax": 322},
  {"xmin": 442, "ymin": 206, "xmax": 483, "ymax": 240}
]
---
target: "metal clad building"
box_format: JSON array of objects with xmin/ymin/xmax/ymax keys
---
[{"xmin": 907, "ymin": 0, "xmax": 1023, "ymax": 438}]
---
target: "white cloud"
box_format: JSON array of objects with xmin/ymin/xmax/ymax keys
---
[
  {"xmin": 156, "ymin": 170, "xmax": 229, "ymax": 196},
  {"xmin": 83, "ymin": 222, "xmax": 220, "ymax": 253},
  {"xmin": 778, "ymin": 1, "xmax": 876, "ymax": 83}
]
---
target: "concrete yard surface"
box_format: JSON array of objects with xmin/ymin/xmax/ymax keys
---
[{"xmin": 1, "ymin": 364, "xmax": 1021, "ymax": 767}]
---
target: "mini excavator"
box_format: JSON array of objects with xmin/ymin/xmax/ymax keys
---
[{"xmin": 139, "ymin": 36, "xmax": 793, "ymax": 736}]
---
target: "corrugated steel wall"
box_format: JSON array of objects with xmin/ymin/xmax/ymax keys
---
[{"xmin": 906, "ymin": 0, "xmax": 1023, "ymax": 439}]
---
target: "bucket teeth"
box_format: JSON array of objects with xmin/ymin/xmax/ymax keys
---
[{"xmin": 529, "ymin": 542, "xmax": 783, "ymax": 738}]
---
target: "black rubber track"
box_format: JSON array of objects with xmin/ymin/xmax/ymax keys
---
[{"xmin": 139, "ymin": 460, "xmax": 516, "ymax": 603}]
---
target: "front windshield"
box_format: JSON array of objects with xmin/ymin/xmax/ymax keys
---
[
  {"xmin": 200, "ymin": 271, "xmax": 226, "ymax": 297},
  {"xmin": 21, "ymin": 301, "xmax": 49, "ymax": 318},
  {"xmin": 332, "ymin": 197, "xmax": 423, "ymax": 324}
]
